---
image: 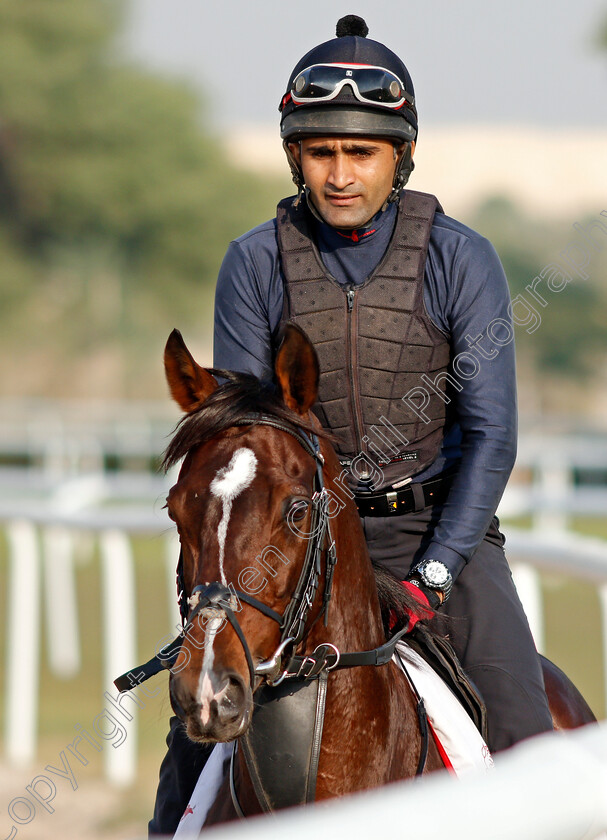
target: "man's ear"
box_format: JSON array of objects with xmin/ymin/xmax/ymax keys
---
[
  {"xmin": 287, "ymin": 141, "xmax": 302, "ymax": 167},
  {"xmin": 394, "ymin": 140, "xmax": 414, "ymax": 162}
]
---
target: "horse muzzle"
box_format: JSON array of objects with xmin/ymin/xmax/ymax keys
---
[{"xmin": 170, "ymin": 669, "xmax": 253, "ymax": 742}]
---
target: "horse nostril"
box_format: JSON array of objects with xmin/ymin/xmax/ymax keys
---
[{"xmin": 216, "ymin": 674, "xmax": 246, "ymax": 725}]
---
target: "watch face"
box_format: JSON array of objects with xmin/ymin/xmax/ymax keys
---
[{"xmin": 422, "ymin": 560, "xmax": 450, "ymax": 588}]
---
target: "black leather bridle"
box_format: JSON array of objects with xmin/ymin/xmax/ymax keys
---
[
  {"xmin": 114, "ymin": 413, "xmax": 431, "ymax": 812},
  {"xmin": 179, "ymin": 415, "xmax": 339, "ymax": 690},
  {"xmin": 115, "ymin": 414, "xmax": 419, "ymax": 693},
  {"xmin": 115, "ymin": 415, "xmax": 340, "ymax": 692},
  {"xmin": 114, "ymin": 415, "xmax": 422, "ymax": 692}
]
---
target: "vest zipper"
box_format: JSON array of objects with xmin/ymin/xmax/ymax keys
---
[
  {"xmin": 278, "ymin": 193, "xmax": 448, "ymax": 484},
  {"xmin": 345, "ymin": 287, "xmax": 366, "ymax": 460}
]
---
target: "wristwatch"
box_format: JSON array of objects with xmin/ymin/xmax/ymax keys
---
[{"xmin": 414, "ymin": 559, "xmax": 453, "ymax": 602}]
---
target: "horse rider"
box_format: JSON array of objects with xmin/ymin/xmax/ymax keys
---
[{"xmin": 149, "ymin": 15, "xmax": 553, "ymax": 835}]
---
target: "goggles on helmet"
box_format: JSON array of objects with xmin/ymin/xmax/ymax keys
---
[{"xmin": 283, "ymin": 63, "xmax": 415, "ymax": 112}]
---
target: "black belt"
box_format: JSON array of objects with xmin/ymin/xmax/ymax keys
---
[{"xmin": 354, "ymin": 472, "xmax": 453, "ymax": 518}]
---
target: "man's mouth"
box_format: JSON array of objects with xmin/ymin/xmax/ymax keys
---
[{"xmin": 325, "ymin": 193, "xmax": 360, "ymax": 206}]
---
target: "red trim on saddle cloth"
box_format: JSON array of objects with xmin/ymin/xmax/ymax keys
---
[{"xmin": 428, "ymin": 719, "xmax": 456, "ymax": 776}]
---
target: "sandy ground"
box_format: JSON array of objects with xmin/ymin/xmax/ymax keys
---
[{"xmin": 0, "ymin": 761, "xmax": 148, "ymax": 840}]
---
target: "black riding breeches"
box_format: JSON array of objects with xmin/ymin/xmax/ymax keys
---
[
  {"xmin": 148, "ymin": 717, "xmax": 212, "ymax": 836},
  {"xmin": 361, "ymin": 509, "xmax": 554, "ymax": 752}
]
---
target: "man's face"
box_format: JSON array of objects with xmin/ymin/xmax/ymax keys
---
[{"xmin": 288, "ymin": 136, "xmax": 410, "ymax": 229}]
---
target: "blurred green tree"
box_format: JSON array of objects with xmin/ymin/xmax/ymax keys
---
[
  {"xmin": 0, "ymin": 0, "xmax": 287, "ymax": 397},
  {"xmin": 467, "ymin": 197, "xmax": 607, "ymax": 382},
  {"xmin": 598, "ymin": 8, "xmax": 607, "ymax": 50}
]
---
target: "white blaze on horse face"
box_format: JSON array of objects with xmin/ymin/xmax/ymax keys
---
[
  {"xmin": 209, "ymin": 447, "xmax": 257, "ymax": 586},
  {"xmin": 198, "ymin": 614, "xmax": 224, "ymax": 725}
]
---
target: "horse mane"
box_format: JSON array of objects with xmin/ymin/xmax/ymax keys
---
[
  {"xmin": 373, "ymin": 562, "xmax": 432, "ymax": 637},
  {"xmin": 163, "ymin": 368, "xmax": 324, "ymax": 470}
]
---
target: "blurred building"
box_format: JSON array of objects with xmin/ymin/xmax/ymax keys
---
[{"xmin": 225, "ymin": 125, "xmax": 607, "ymax": 220}]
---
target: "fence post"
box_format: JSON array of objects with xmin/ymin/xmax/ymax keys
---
[
  {"xmin": 42, "ymin": 526, "xmax": 80, "ymax": 678},
  {"xmin": 165, "ymin": 530, "xmax": 182, "ymax": 630},
  {"xmin": 511, "ymin": 563, "xmax": 545, "ymax": 654},
  {"xmin": 4, "ymin": 520, "xmax": 40, "ymax": 765},
  {"xmin": 534, "ymin": 453, "xmax": 571, "ymax": 535},
  {"xmin": 100, "ymin": 529, "xmax": 137, "ymax": 786}
]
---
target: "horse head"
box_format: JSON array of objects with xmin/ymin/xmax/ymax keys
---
[{"xmin": 163, "ymin": 324, "xmax": 350, "ymax": 743}]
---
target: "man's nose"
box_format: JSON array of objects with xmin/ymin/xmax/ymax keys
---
[{"xmin": 327, "ymin": 154, "xmax": 355, "ymax": 190}]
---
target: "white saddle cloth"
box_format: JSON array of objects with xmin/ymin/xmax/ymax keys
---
[
  {"xmin": 173, "ymin": 643, "xmax": 493, "ymax": 837},
  {"xmin": 394, "ymin": 641, "xmax": 494, "ymax": 776}
]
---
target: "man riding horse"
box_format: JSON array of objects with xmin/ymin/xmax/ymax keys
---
[{"xmin": 149, "ymin": 15, "xmax": 553, "ymax": 834}]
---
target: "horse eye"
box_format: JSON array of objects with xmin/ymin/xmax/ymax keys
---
[{"xmin": 287, "ymin": 499, "xmax": 310, "ymax": 523}]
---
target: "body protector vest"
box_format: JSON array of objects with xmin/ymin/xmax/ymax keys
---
[{"xmin": 277, "ymin": 190, "xmax": 455, "ymax": 490}]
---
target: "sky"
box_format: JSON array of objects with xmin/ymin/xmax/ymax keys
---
[{"xmin": 122, "ymin": 0, "xmax": 607, "ymax": 131}]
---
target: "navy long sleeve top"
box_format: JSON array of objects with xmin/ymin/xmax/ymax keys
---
[{"xmin": 213, "ymin": 198, "xmax": 517, "ymax": 579}]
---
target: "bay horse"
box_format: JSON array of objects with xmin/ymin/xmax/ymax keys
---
[{"xmin": 159, "ymin": 324, "xmax": 594, "ymax": 827}]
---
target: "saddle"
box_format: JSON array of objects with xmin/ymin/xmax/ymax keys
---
[{"xmin": 240, "ymin": 626, "xmax": 487, "ymax": 811}]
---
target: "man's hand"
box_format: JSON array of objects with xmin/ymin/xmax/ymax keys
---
[
  {"xmin": 397, "ymin": 580, "xmax": 436, "ymax": 632},
  {"xmin": 405, "ymin": 576, "xmax": 444, "ymax": 611}
]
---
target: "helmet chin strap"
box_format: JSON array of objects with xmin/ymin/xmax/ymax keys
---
[
  {"xmin": 303, "ymin": 188, "xmax": 331, "ymax": 225},
  {"xmin": 386, "ymin": 142, "xmax": 414, "ymax": 205},
  {"xmin": 283, "ymin": 140, "xmax": 305, "ymax": 202}
]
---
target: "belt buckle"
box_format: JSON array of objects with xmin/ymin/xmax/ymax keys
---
[{"xmin": 386, "ymin": 490, "xmax": 398, "ymax": 513}]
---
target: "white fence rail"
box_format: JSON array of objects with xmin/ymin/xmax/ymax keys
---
[
  {"xmin": 1, "ymin": 506, "xmax": 179, "ymax": 786},
  {"xmin": 198, "ymin": 724, "xmax": 607, "ymax": 840},
  {"xmin": 2, "ymin": 422, "xmax": 607, "ymax": 787},
  {"xmin": 2, "ymin": 505, "xmax": 607, "ymax": 788}
]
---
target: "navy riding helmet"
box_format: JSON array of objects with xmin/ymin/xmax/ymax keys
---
[{"xmin": 279, "ymin": 15, "xmax": 418, "ymax": 145}]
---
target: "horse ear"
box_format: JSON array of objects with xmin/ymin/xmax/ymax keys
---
[
  {"xmin": 274, "ymin": 323, "xmax": 319, "ymax": 415},
  {"xmin": 164, "ymin": 329, "xmax": 218, "ymax": 412}
]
